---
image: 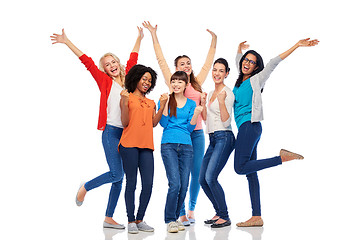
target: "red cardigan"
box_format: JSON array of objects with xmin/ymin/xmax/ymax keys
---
[{"xmin": 79, "ymin": 52, "xmax": 138, "ymax": 130}]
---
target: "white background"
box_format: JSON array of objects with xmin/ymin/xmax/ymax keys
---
[{"xmin": 1, "ymin": 0, "xmax": 360, "ymax": 239}]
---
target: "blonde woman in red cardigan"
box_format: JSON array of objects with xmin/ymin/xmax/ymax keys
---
[{"xmin": 50, "ymin": 27, "xmax": 143, "ymax": 229}]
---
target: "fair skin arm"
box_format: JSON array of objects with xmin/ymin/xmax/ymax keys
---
[
  {"xmin": 196, "ymin": 29, "xmax": 217, "ymax": 86},
  {"xmin": 120, "ymin": 90, "xmax": 130, "ymax": 127},
  {"xmin": 50, "ymin": 28, "xmax": 84, "ymax": 57},
  {"xmin": 217, "ymin": 90, "xmax": 230, "ymax": 122},
  {"xmin": 153, "ymin": 93, "xmax": 169, "ymax": 127},
  {"xmin": 190, "ymin": 105, "xmax": 204, "ymax": 125},
  {"xmin": 131, "ymin": 27, "xmax": 144, "ymax": 53},
  {"xmin": 279, "ymin": 38, "xmax": 319, "ymax": 60},
  {"xmin": 142, "ymin": 21, "xmax": 173, "ymax": 89},
  {"xmin": 200, "ymin": 92, "xmax": 207, "ymax": 121}
]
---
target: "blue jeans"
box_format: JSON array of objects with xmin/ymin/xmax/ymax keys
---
[
  {"xmin": 180, "ymin": 129, "xmax": 205, "ymax": 217},
  {"xmin": 119, "ymin": 145, "xmax": 154, "ymax": 222},
  {"xmin": 161, "ymin": 143, "xmax": 193, "ymax": 223},
  {"xmin": 234, "ymin": 121, "xmax": 282, "ymax": 216},
  {"xmin": 84, "ymin": 125, "xmax": 124, "ymax": 217},
  {"xmin": 199, "ymin": 131, "xmax": 235, "ymax": 220}
]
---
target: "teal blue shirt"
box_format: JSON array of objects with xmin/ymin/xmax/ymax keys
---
[
  {"xmin": 159, "ymin": 99, "xmax": 196, "ymax": 145},
  {"xmin": 233, "ymin": 79, "xmax": 253, "ymax": 128}
]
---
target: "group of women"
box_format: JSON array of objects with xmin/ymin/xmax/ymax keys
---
[{"xmin": 50, "ymin": 22, "xmax": 318, "ymax": 234}]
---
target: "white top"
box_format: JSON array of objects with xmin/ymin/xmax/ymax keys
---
[
  {"xmin": 106, "ymin": 81, "xmax": 123, "ymax": 128},
  {"xmin": 206, "ymin": 86, "xmax": 235, "ymax": 134}
]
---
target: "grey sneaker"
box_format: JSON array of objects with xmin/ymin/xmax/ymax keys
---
[
  {"xmin": 128, "ymin": 222, "xmax": 139, "ymax": 234},
  {"xmin": 136, "ymin": 221, "xmax": 154, "ymax": 232},
  {"xmin": 167, "ymin": 221, "xmax": 178, "ymax": 233},
  {"xmin": 176, "ymin": 220, "xmax": 185, "ymax": 231}
]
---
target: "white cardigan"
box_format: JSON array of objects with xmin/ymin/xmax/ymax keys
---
[{"xmin": 235, "ymin": 53, "xmax": 283, "ymax": 122}]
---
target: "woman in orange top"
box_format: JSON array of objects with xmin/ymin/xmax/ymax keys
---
[{"xmin": 119, "ymin": 64, "xmax": 168, "ymax": 234}]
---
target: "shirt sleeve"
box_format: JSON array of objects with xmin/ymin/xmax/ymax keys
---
[
  {"xmin": 79, "ymin": 54, "xmax": 111, "ymax": 90},
  {"xmin": 235, "ymin": 53, "xmax": 243, "ymax": 73},
  {"xmin": 125, "ymin": 52, "xmax": 139, "ymax": 74},
  {"xmin": 254, "ymin": 56, "xmax": 283, "ymax": 89},
  {"xmin": 196, "ymin": 47, "xmax": 216, "ymax": 85},
  {"xmin": 153, "ymin": 43, "xmax": 172, "ymax": 87}
]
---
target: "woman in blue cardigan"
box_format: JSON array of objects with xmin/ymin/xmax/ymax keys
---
[{"xmin": 233, "ymin": 38, "xmax": 319, "ymax": 227}]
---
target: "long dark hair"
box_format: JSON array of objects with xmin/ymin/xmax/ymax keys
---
[
  {"xmin": 234, "ymin": 50, "xmax": 264, "ymax": 88},
  {"xmin": 125, "ymin": 64, "xmax": 157, "ymax": 94},
  {"xmin": 174, "ymin": 55, "xmax": 202, "ymax": 93},
  {"xmin": 168, "ymin": 71, "xmax": 189, "ymax": 117}
]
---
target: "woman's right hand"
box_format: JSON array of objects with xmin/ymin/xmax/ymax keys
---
[
  {"xmin": 50, "ymin": 28, "xmax": 68, "ymax": 44},
  {"xmin": 142, "ymin": 21, "xmax": 157, "ymax": 34},
  {"xmin": 120, "ymin": 89, "xmax": 130, "ymax": 102}
]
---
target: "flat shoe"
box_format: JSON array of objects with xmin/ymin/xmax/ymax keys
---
[
  {"xmin": 75, "ymin": 182, "xmax": 85, "ymax": 207},
  {"xmin": 280, "ymin": 149, "xmax": 304, "ymax": 162},
  {"xmin": 103, "ymin": 221, "xmax": 125, "ymax": 229},
  {"xmin": 182, "ymin": 220, "xmax": 190, "ymax": 226},
  {"xmin": 204, "ymin": 218, "xmax": 219, "ymax": 224},
  {"xmin": 188, "ymin": 218, "xmax": 195, "ymax": 224},
  {"xmin": 236, "ymin": 218, "xmax": 264, "ymax": 227},
  {"xmin": 211, "ymin": 220, "xmax": 231, "ymax": 228}
]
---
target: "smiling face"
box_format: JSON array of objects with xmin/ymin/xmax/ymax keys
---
[
  {"xmin": 170, "ymin": 79, "xmax": 187, "ymax": 94},
  {"xmin": 212, "ymin": 63, "xmax": 229, "ymax": 85},
  {"xmin": 136, "ymin": 72, "xmax": 152, "ymax": 94},
  {"xmin": 102, "ymin": 56, "xmax": 121, "ymax": 78},
  {"xmin": 175, "ymin": 57, "xmax": 192, "ymax": 76},
  {"xmin": 241, "ymin": 53, "xmax": 258, "ymax": 77}
]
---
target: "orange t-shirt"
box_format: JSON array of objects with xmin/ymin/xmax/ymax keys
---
[{"xmin": 119, "ymin": 93, "xmax": 155, "ymax": 150}]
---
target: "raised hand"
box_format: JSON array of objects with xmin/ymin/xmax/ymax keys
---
[
  {"xmin": 217, "ymin": 90, "xmax": 227, "ymax": 103},
  {"xmin": 120, "ymin": 89, "xmax": 130, "ymax": 101},
  {"xmin": 207, "ymin": 29, "xmax": 217, "ymax": 39},
  {"xmin": 142, "ymin": 21, "xmax": 157, "ymax": 34},
  {"xmin": 200, "ymin": 92, "xmax": 207, "ymax": 106},
  {"xmin": 159, "ymin": 93, "xmax": 169, "ymax": 108},
  {"xmin": 297, "ymin": 38, "xmax": 319, "ymax": 47},
  {"xmin": 137, "ymin": 26, "xmax": 144, "ymax": 40},
  {"xmin": 194, "ymin": 105, "xmax": 204, "ymax": 114},
  {"xmin": 238, "ymin": 41, "xmax": 250, "ymax": 53},
  {"xmin": 50, "ymin": 28, "xmax": 68, "ymax": 44}
]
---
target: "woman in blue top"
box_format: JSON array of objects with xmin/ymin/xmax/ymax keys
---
[
  {"xmin": 233, "ymin": 38, "xmax": 319, "ymax": 227},
  {"xmin": 159, "ymin": 71, "xmax": 204, "ymax": 233}
]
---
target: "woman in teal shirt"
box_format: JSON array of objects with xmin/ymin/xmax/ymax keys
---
[{"xmin": 233, "ymin": 38, "xmax": 319, "ymax": 227}]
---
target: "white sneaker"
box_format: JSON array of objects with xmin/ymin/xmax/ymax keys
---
[
  {"xmin": 137, "ymin": 221, "xmax": 154, "ymax": 232},
  {"xmin": 167, "ymin": 221, "xmax": 178, "ymax": 233},
  {"xmin": 128, "ymin": 222, "xmax": 139, "ymax": 234},
  {"xmin": 176, "ymin": 220, "xmax": 185, "ymax": 231}
]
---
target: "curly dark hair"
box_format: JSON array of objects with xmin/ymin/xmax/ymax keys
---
[{"xmin": 125, "ymin": 64, "xmax": 157, "ymax": 94}]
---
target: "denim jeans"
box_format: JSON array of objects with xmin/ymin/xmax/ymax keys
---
[
  {"xmin": 199, "ymin": 131, "xmax": 235, "ymax": 220},
  {"xmin": 84, "ymin": 125, "xmax": 124, "ymax": 217},
  {"xmin": 180, "ymin": 129, "xmax": 205, "ymax": 217},
  {"xmin": 234, "ymin": 121, "xmax": 282, "ymax": 216},
  {"xmin": 119, "ymin": 145, "xmax": 154, "ymax": 222},
  {"xmin": 161, "ymin": 143, "xmax": 193, "ymax": 223}
]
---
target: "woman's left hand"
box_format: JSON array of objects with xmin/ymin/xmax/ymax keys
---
[{"xmin": 297, "ymin": 38, "xmax": 319, "ymax": 47}]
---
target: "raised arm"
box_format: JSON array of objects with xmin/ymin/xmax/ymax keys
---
[
  {"xmin": 50, "ymin": 29, "xmax": 84, "ymax": 57},
  {"xmin": 235, "ymin": 41, "xmax": 249, "ymax": 73},
  {"xmin": 143, "ymin": 21, "xmax": 173, "ymax": 88},
  {"xmin": 196, "ymin": 30, "xmax": 217, "ymax": 85},
  {"xmin": 131, "ymin": 27, "xmax": 144, "ymax": 53},
  {"xmin": 279, "ymin": 38, "xmax": 319, "ymax": 60}
]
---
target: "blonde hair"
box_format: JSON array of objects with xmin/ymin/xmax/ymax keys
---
[{"xmin": 99, "ymin": 53, "xmax": 126, "ymax": 87}]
